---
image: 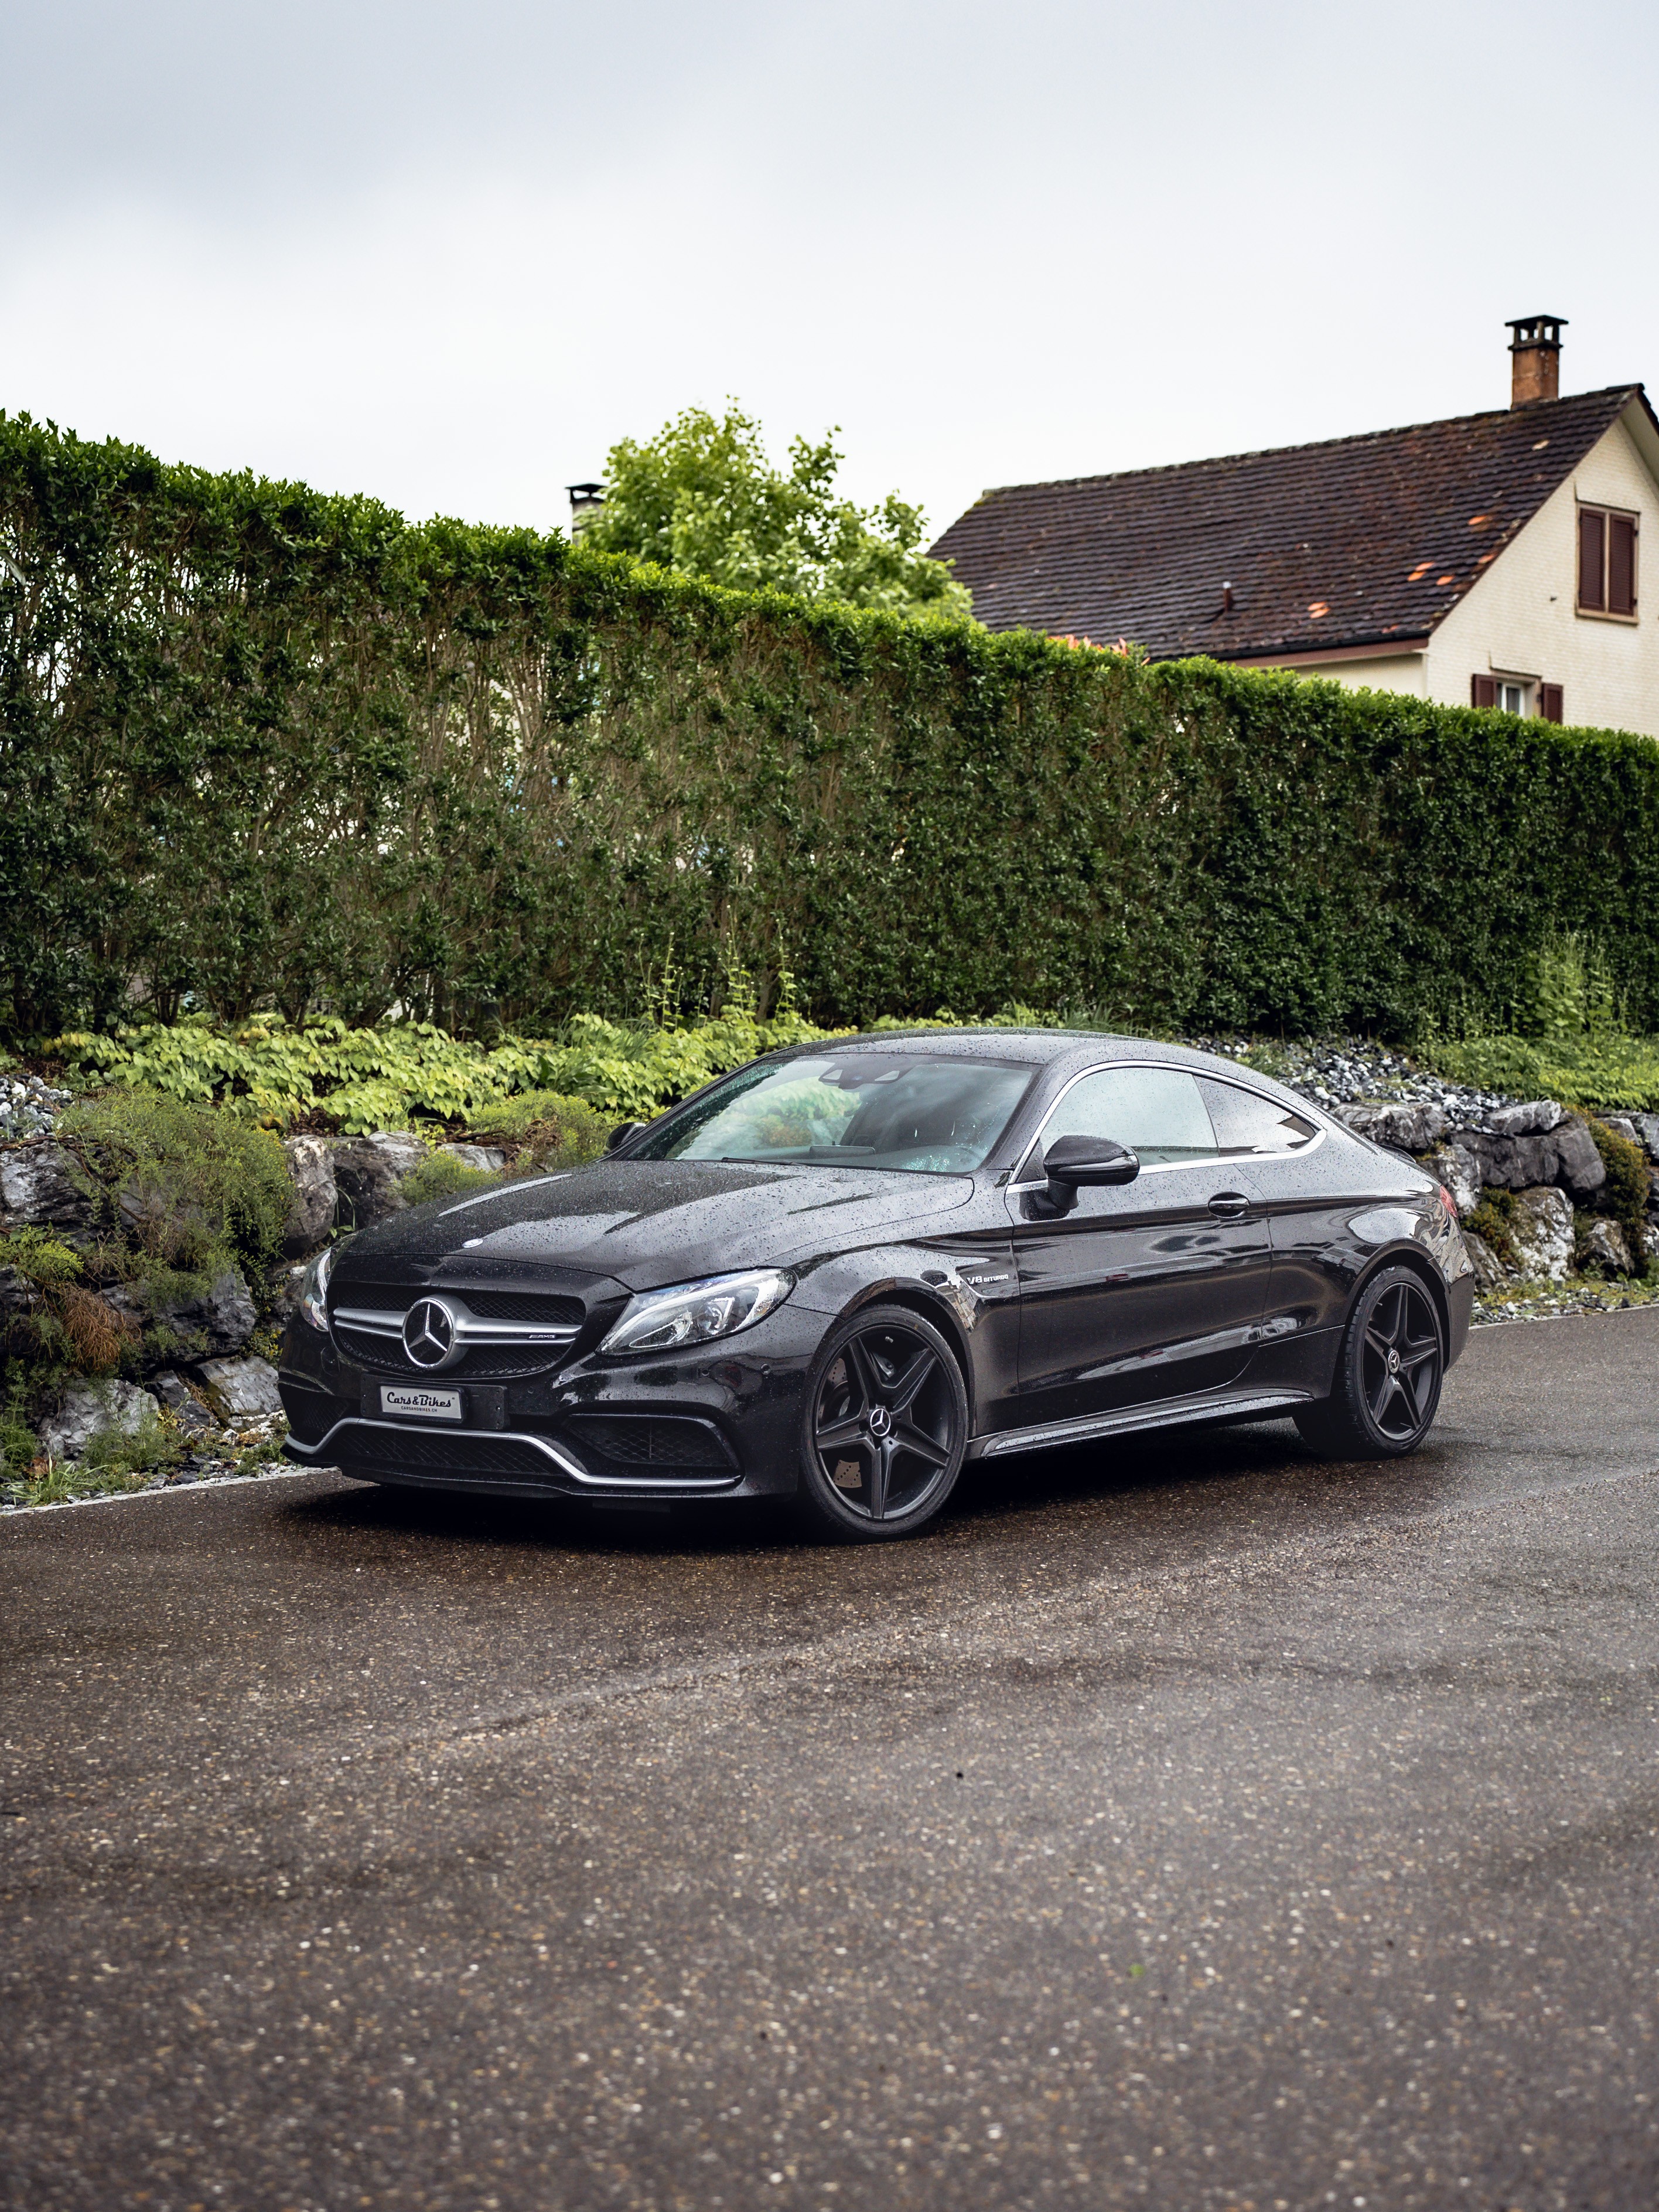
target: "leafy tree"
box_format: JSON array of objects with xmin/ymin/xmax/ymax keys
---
[{"xmin": 581, "ymin": 403, "xmax": 972, "ymax": 619}]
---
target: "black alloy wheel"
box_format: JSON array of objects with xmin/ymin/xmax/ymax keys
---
[
  {"xmin": 1295, "ymin": 1263, "xmax": 1446, "ymax": 1460},
  {"xmin": 796, "ymin": 1303, "xmax": 968, "ymax": 1541}
]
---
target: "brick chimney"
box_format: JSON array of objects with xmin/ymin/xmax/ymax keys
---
[{"xmin": 1507, "ymin": 315, "xmax": 1565, "ymax": 407}]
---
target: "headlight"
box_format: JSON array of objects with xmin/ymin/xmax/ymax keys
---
[
  {"xmin": 298, "ymin": 1244, "xmax": 336, "ymax": 1332},
  {"xmin": 599, "ymin": 1268, "xmax": 794, "ymax": 1356}
]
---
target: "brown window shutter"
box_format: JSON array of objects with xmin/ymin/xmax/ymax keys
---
[
  {"xmin": 1539, "ymin": 682, "xmax": 1564, "ymax": 722},
  {"xmin": 1608, "ymin": 514, "xmax": 1636, "ymax": 615},
  {"xmin": 1472, "ymin": 674, "xmax": 1497, "ymax": 709},
  {"xmin": 1579, "ymin": 508, "xmax": 1605, "ymax": 608}
]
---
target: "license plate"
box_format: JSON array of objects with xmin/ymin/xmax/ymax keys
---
[{"xmin": 380, "ymin": 1384, "xmax": 463, "ymax": 1422}]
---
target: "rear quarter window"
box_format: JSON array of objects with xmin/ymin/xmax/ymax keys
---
[{"xmin": 1197, "ymin": 1077, "xmax": 1318, "ymax": 1157}]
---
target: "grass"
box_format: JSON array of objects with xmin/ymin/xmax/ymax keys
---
[{"xmin": 2, "ymin": 1406, "xmax": 289, "ymax": 1510}]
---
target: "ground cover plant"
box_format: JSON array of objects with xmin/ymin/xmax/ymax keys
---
[{"xmin": 6, "ymin": 412, "xmax": 1659, "ymax": 1050}]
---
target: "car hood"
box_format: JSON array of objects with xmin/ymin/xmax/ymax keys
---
[{"xmin": 334, "ymin": 1157, "xmax": 976, "ymax": 1293}]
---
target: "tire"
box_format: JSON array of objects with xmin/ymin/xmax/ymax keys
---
[
  {"xmin": 794, "ymin": 1303, "xmax": 969, "ymax": 1542},
  {"xmin": 1295, "ymin": 1263, "xmax": 1446, "ymax": 1460}
]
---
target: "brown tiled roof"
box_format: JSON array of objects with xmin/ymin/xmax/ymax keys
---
[{"xmin": 930, "ymin": 385, "xmax": 1648, "ymax": 660}]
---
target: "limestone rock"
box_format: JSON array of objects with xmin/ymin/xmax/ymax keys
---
[
  {"xmin": 106, "ymin": 1266, "xmax": 257, "ymax": 1361},
  {"xmin": 1487, "ymin": 1099, "xmax": 1565, "ymax": 1138},
  {"xmin": 268, "ymin": 1259, "xmax": 309, "ymax": 1331},
  {"xmin": 1454, "ymin": 1115, "xmax": 1605, "ymax": 1203},
  {"xmin": 1628, "ymin": 1113, "xmax": 1659, "ymax": 1165},
  {"xmin": 1421, "ymin": 1142, "xmax": 1482, "ymax": 1218},
  {"xmin": 38, "ymin": 1378, "xmax": 155, "ymax": 1462},
  {"xmin": 331, "ymin": 1131, "xmax": 426, "ymax": 1230},
  {"xmin": 195, "ymin": 1354, "xmax": 284, "ymax": 1421},
  {"xmin": 1507, "ymin": 1187, "xmax": 1575, "ymax": 1282},
  {"xmin": 115, "ymin": 1177, "xmax": 207, "ymax": 1248},
  {"xmin": 436, "ymin": 1143, "xmax": 507, "ymax": 1173},
  {"xmin": 1578, "ymin": 1217, "xmax": 1634, "ymax": 1277},
  {"xmin": 1332, "ymin": 1101, "xmax": 1450, "ymax": 1153},
  {"xmin": 0, "ymin": 1141, "xmax": 93, "ymax": 1233},
  {"xmin": 0, "ymin": 1264, "xmax": 39, "ymax": 1314},
  {"xmin": 282, "ymin": 1135, "xmax": 339, "ymax": 1256},
  {"xmin": 1549, "ymin": 1117, "xmax": 1608, "ymax": 1202},
  {"xmin": 149, "ymin": 1368, "xmax": 223, "ymax": 1438},
  {"xmin": 1460, "ymin": 1230, "xmax": 1511, "ymax": 1291}
]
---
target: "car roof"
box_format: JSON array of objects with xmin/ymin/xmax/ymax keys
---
[{"xmin": 767, "ymin": 1027, "xmax": 1333, "ymax": 1124}]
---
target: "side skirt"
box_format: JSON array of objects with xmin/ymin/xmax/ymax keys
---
[{"xmin": 967, "ymin": 1387, "xmax": 1314, "ymax": 1462}]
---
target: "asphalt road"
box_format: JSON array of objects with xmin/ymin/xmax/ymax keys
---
[{"xmin": 5, "ymin": 1312, "xmax": 1659, "ymax": 2212}]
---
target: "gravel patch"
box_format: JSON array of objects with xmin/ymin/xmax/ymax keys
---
[
  {"xmin": 0, "ymin": 1071, "xmax": 70, "ymax": 1141},
  {"xmin": 1190, "ymin": 1032, "xmax": 1520, "ymax": 1128}
]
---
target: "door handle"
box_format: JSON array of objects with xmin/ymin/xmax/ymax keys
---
[{"xmin": 1207, "ymin": 1191, "xmax": 1252, "ymax": 1217}]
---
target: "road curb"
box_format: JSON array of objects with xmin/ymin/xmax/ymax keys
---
[{"xmin": 1, "ymin": 1466, "xmax": 343, "ymax": 1518}]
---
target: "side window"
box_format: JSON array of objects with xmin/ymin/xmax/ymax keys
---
[
  {"xmin": 1028, "ymin": 1066, "xmax": 1217, "ymax": 1172},
  {"xmin": 1197, "ymin": 1077, "xmax": 1317, "ymax": 1156}
]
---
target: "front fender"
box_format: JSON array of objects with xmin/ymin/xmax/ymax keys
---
[{"xmin": 788, "ymin": 1237, "xmax": 1022, "ymax": 1438}]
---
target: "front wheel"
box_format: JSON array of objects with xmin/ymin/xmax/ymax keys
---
[
  {"xmin": 1295, "ymin": 1264, "xmax": 1445, "ymax": 1460},
  {"xmin": 794, "ymin": 1303, "xmax": 968, "ymax": 1542}
]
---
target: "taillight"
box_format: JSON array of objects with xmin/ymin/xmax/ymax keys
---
[{"xmin": 1438, "ymin": 1185, "xmax": 1457, "ymax": 1218}]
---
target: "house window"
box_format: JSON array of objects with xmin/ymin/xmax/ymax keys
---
[
  {"xmin": 1471, "ymin": 675, "xmax": 1562, "ymax": 719},
  {"xmin": 1578, "ymin": 504, "xmax": 1638, "ymax": 617}
]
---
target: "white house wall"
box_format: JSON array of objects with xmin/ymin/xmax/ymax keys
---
[
  {"xmin": 1424, "ymin": 405, "xmax": 1659, "ymax": 738},
  {"xmin": 1275, "ymin": 654, "xmax": 1428, "ymax": 698}
]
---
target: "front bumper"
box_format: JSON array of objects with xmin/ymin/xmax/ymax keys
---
[{"xmin": 278, "ymin": 1300, "xmax": 825, "ymax": 1503}]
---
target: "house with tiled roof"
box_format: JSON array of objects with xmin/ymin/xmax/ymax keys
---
[{"xmin": 930, "ymin": 319, "xmax": 1659, "ymax": 736}]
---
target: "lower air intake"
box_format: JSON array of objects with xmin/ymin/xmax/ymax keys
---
[{"xmin": 565, "ymin": 1416, "xmax": 736, "ymax": 1471}]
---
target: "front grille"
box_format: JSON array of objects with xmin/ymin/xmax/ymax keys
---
[
  {"xmin": 453, "ymin": 1288, "xmax": 585, "ymax": 1326},
  {"xmin": 342, "ymin": 1428, "xmax": 565, "ymax": 1479},
  {"xmin": 333, "ymin": 1325, "xmax": 561, "ymax": 1381},
  {"xmin": 333, "ymin": 1282, "xmax": 407, "ymax": 1312},
  {"xmin": 333, "ymin": 1283, "xmax": 586, "ymax": 1329},
  {"xmin": 566, "ymin": 1415, "xmax": 735, "ymax": 1471}
]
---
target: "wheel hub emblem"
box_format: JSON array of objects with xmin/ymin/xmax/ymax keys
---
[
  {"xmin": 867, "ymin": 1403, "xmax": 893, "ymax": 1439},
  {"xmin": 1387, "ymin": 1348, "xmax": 1401, "ymax": 1374},
  {"xmin": 403, "ymin": 1296, "xmax": 458, "ymax": 1370}
]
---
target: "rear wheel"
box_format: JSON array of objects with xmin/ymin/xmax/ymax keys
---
[
  {"xmin": 794, "ymin": 1304, "xmax": 968, "ymax": 1542},
  {"xmin": 1295, "ymin": 1264, "xmax": 1445, "ymax": 1460}
]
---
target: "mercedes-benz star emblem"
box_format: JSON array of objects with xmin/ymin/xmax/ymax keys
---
[
  {"xmin": 867, "ymin": 1403, "xmax": 893, "ymax": 1438},
  {"xmin": 402, "ymin": 1296, "xmax": 458, "ymax": 1370}
]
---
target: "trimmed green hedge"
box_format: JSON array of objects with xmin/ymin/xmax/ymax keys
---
[{"xmin": 4, "ymin": 410, "xmax": 1658, "ymax": 1041}]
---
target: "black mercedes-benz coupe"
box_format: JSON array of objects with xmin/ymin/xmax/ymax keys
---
[{"xmin": 279, "ymin": 1030, "xmax": 1474, "ymax": 1540}]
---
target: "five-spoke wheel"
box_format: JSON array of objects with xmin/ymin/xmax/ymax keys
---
[
  {"xmin": 1296, "ymin": 1264, "xmax": 1445, "ymax": 1460},
  {"xmin": 796, "ymin": 1304, "xmax": 968, "ymax": 1540}
]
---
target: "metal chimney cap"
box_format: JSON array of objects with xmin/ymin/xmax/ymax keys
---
[{"xmin": 1506, "ymin": 315, "xmax": 1567, "ymax": 351}]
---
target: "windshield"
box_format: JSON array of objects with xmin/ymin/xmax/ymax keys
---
[{"xmin": 633, "ymin": 1053, "xmax": 1036, "ymax": 1175}]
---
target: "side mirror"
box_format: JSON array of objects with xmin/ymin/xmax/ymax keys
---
[
  {"xmin": 1042, "ymin": 1134, "xmax": 1139, "ymax": 1204},
  {"xmin": 606, "ymin": 1121, "xmax": 646, "ymax": 1155}
]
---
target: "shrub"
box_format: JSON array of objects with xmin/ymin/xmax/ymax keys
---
[
  {"xmin": 462, "ymin": 1090, "xmax": 613, "ymax": 1169},
  {"xmin": 0, "ymin": 1387, "xmax": 37, "ymax": 1482},
  {"xmin": 1, "ymin": 1227, "xmax": 85, "ymax": 1291},
  {"xmin": 7, "ymin": 410, "xmax": 1659, "ymax": 1044},
  {"xmin": 1588, "ymin": 1118, "xmax": 1652, "ymax": 1265},
  {"xmin": 1420, "ymin": 1028, "xmax": 1659, "ymax": 1112},
  {"xmin": 79, "ymin": 1403, "xmax": 183, "ymax": 1482},
  {"xmin": 1466, "ymin": 1189, "xmax": 1520, "ymax": 1268},
  {"xmin": 398, "ymin": 1152, "xmax": 504, "ymax": 1210},
  {"xmin": 53, "ymin": 1285, "xmax": 135, "ymax": 1374},
  {"xmin": 58, "ymin": 1090, "xmax": 293, "ymax": 1278}
]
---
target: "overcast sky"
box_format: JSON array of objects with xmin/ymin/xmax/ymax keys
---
[{"xmin": 2, "ymin": 1, "xmax": 1653, "ymax": 551}]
